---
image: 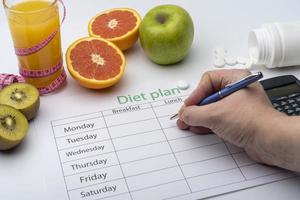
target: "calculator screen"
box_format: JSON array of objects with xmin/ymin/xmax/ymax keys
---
[{"xmin": 265, "ymin": 83, "xmax": 300, "ymax": 98}]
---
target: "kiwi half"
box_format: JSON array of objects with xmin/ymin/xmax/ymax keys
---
[
  {"xmin": 0, "ymin": 104, "xmax": 28, "ymax": 150},
  {"xmin": 0, "ymin": 83, "xmax": 40, "ymax": 121}
]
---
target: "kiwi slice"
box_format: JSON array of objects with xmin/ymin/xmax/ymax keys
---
[
  {"xmin": 0, "ymin": 83, "xmax": 40, "ymax": 121},
  {"xmin": 0, "ymin": 104, "xmax": 28, "ymax": 150}
]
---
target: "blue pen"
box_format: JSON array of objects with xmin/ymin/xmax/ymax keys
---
[{"xmin": 170, "ymin": 72, "xmax": 263, "ymax": 120}]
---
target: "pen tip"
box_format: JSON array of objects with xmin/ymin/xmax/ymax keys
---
[{"xmin": 170, "ymin": 113, "xmax": 178, "ymax": 120}]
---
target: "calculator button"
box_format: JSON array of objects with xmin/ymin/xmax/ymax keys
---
[
  {"xmin": 288, "ymin": 99, "xmax": 295, "ymax": 104},
  {"xmin": 296, "ymin": 107, "xmax": 300, "ymax": 112},
  {"xmin": 276, "ymin": 96, "xmax": 288, "ymax": 101},
  {"xmin": 291, "ymin": 103, "xmax": 298, "ymax": 108},
  {"xmin": 272, "ymin": 103, "xmax": 279, "ymax": 107},
  {"xmin": 280, "ymin": 101, "xmax": 287, "ymax": 106},
  {"xmin": 297, "ymin": 97, "xmax": 300, "ymax": 102},
  {"xmin": 277, "ymin": 107, "xmax": 283, "ymax": 111},
  {"xmin": 287, "ymin": 110, "xmax": 294, "ymax": 115},
  {"xmin": 288, "ymin": 93, "xmax": 300, "ymax": 98}
]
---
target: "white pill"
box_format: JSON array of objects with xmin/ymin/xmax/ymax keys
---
[
  {"xmin": 213, "ymin": 57, "xmax": 226, "ymax": 68},
  {"xmin": 213, "ymin": 46, "xmax": 227, "ymax": 56},
  {"xmin": 237, "ymin": 56, "xmax": 248, "ymax": 64},
  {"xmin": 225, "ymin": 56, "xmax": 237, "ymax": 66},
  {"xmin": 176, "ymin": 80, "xmax": 190, "ymax": 90},
  {"xmin": 213, "ymin": 54, "xmax": 225, "ymax": 62}
]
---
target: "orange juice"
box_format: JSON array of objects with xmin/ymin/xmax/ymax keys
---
[{"xmin": 5, "ymin": 0, "xmax": 64, "ymax": 90}]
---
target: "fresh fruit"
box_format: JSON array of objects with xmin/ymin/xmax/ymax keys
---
[
  {"xmin": 139, "ymin": 5, "xmax": 194, "ymax": 65},
  {"xmin": 88, "ymin": 8, "xmax": 141, "ymax": 51},
  {"xmin": 66, "ymin": 37, "xmax": 126, "ymax": 89},
  {"xmin": 0, "ymin": 104, "xmax": 28, "ymax": 150},
  {"xmin": 0, "ymin": 83, "xmax": 40, "ymax": 121}
]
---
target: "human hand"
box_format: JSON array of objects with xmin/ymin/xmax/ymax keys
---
[{"xmin": 177, "ymin": 69, "xmax": 285, "ymax": 165}]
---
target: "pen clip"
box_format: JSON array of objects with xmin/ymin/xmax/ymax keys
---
[{"xmin": 226, "ymin": 72, "xmax": 261, "ymax": 87}]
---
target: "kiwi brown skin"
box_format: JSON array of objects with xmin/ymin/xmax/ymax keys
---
[
  {"xmin": 0, "ymin": 104, "xmax": 29, "ymax": 150},
  {"xmin": 0, "ymin": 83, "xmax": 40, "ymax": 121},
  {"xmin": 21, "ymin": 97, "xmax": 40, "ymax": 121}
]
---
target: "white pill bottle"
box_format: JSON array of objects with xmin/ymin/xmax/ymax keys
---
[{"xmin": 248, "ymin": 21, "xmax": 300, "ymax": 68}]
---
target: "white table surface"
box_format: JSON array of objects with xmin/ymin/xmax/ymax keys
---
[{"xmin": 0, "ymin": 0, "xmax": 300, "ymax": 199}]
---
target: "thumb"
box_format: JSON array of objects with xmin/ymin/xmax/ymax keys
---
[
  {"xmin": 179, "ymin": 104, "xmax": 219, "ymax": 128},
  {"xmin": 184, "ymin": 72, "xmax": 214, "ymax": 106}
]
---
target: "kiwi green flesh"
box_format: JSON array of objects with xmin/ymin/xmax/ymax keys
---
[
  {"xmin": 0, "ymin": 104, "xmax": 28, "ymax": 138},
  {"xmin": 0, "ymin": 83, "xmax": 40, "ymax": 120},
  {"xmin": 0, "ymin": 105, "xmax": 28, "ymax": 150}
]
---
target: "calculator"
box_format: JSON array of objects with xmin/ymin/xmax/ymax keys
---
[{"xmin": 260, "ymin": 75, "xmax": 300, "ymax": 116}]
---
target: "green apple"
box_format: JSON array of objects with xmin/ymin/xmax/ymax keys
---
[{"xmin": 139, "ymin": 4, "xmax": 194, "ymax": 65}]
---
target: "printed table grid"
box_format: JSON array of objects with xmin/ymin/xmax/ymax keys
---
[
  {"xmin": 149, "ymin": 102, "xmax": 192, "ymax": 193},
  {"xmin": 101, "ymin": 112, "xmax": 134, "ymax": 200},
  {"xmin": 224, "ymin": 141, "xmax": 247, "ymax": 181},
  {"xmin": 51, "ymin": 96, "xmax": 289, "ymax": 200}
]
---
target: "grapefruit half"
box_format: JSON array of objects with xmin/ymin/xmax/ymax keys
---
[
  {"xmin": 88, "ymin": 8, "xmax": 141, "ymax": 51},
  {"xmin": 66, "ymin": 37, "xmax": 126, "ymax": 89}
]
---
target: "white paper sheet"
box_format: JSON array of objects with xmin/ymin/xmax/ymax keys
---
[{"xmin": 40, "ymin": 88, "xmax": 296, "ymax": 200}]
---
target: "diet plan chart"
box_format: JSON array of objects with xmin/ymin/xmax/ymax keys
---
[{"xmin": 48, "ymin": 88, "xmax": 296, "ymax": 200}]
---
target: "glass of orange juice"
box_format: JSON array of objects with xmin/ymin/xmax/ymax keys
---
[{"xmin": 3, "ymin": 0, "xmax": 66, "ymax": 94}]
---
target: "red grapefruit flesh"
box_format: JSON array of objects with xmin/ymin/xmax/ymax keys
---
[
  {"xmin": 66, "ymin": 37, "xmax": 126, "ymax": 89},
  {"xmin": 88, "ymin": 8, "xmax": 141, "ymax": 51}
]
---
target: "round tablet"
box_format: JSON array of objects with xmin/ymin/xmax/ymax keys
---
[
  {"xmin": 213, "ymin": 58, "xmax": 226, "ymax": 68},
  {"xmin": 213, "ymin": 46, "xmax": 227, "ymax": 56},
  {"xmin": 176, "ymin": 80, "xmax": 190, "ymax": 90},
  {"xmin": 225, "ymin": 56, "xmax": 237, "ymax": 66}
]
